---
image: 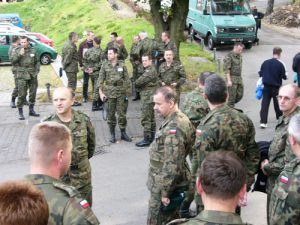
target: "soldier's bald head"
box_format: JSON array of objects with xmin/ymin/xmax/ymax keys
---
[{"xmin": 53, "ymin": 87, "xmax": 74, "ymax": 99}]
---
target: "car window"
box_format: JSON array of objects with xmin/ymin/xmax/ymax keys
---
[{"xmin": 0, "ymin": 35, "xmax": 8, "ymax": 45}]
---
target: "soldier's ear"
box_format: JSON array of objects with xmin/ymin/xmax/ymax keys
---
[{"xmin": 196, "ymin": 177, "xmax": 204, "ymax": 195}]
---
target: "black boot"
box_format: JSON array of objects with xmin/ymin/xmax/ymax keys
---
[
  {"xmin": 98, "ymin": 98, "xmax": 103, "ymax": 110},
  {"xmin": 18, "ymin": 108, "xmax": 25, "ymax": 120},
  {"xmin": 29, "ymin": 105, "xmax": 40, "ymax": 117},
  {"xmin": 132, "ymin": 92, "xmax": 140, "ymax": 101},
  {"xmin": 121, "ymin": 129, "xmax": 132, "ymax": 142},
  {"xmin": 150, "ymin": 131, "xmax": 156, "ymax": 142},
  {"xmin": 136, "ymin": 132, "xmax": 151, "ymax": 147},
  {"xmin": 92, "ymin": 101, "xmax": 100, "ymax": 111},
  {"xmin": 10, "ymin": 97, "xmax": 16, "ymax": 108},
  {"xmin": 109, "ymin": 128, "xmax": 116, "ymax": 143}
]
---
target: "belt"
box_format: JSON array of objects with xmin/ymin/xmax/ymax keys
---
[
  {"xmin": 70, "ymin": 157, "xmax": 89, "ymax": 170},
  {"xmin": 106, "ymin": 81, "xmax": 123, "ymax": 86}
]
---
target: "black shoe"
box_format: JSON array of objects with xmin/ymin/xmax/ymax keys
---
[
  {"xmin": 109, "ymin": 128, "xmax": 116, "ymax": 143},
  {"xmin": 29, "ymin": 105, "xmax": 40, "ymax": 117},
  {"xmin": 10, "ymin": 97, "xmax": 16, "ymax": 108},
  {"xmin": 92, "ymin": 101, "xmax": 100, "ymax": 111},
  {"xmin": 132, "ymin": 96, "xmax": 140, "ymax": 101},
  {"xmin": 18, "ymin": 108, "xmax": 25, "ymax": 120},
  {"xmin": 83, "ymin": 98, "xmax": 88, "ymax": 103},
  {"xmin": 121, "ymin": 129, "xmax": 132, "ymax": 142},
  {"xmin": 72, "ymin": 101, "xmax": 82, "ymax": 107},
  {"xmin": 136, "ymin": 133, "xmax": 151, "ymax": 147}
]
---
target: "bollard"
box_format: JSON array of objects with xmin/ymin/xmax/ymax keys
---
[
  {"xmin": 217, "ymin": 58, "xmax": 221, "ymax": 72},
  {"xmin": 213, "ymin": 48, "xmax": 217, "ymax": 62},
  {"xmin": 200, "ymin": 38, "xmax": 204, "ymax": 50},
  {"xmin": 45, "ymin": 83, "xmax": 51, "ymax": 102}
]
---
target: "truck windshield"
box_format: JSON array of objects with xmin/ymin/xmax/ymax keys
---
[{"xmin": 211, "ymin": 0, "xmax": 251, "ymax": 15}]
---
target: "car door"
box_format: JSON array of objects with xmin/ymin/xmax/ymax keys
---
[{"xmin": 0, "ymin": 34, "xmax": 10, "ymax": 62}]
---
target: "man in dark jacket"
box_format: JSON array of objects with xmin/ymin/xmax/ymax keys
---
[{"xmin": 292, "ymin": 52, "xmax": 300, "ymax": 87}]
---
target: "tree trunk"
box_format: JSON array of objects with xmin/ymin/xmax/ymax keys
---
[
  {"xmin": 149, "ymin": 0, "xmax": 189, "ymax": 57},
  {"xmin": 265, "ymin": 0, "xmax": 275, "ymax": 16}
]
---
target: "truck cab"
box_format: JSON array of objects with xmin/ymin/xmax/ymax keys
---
[{"xmin": 187, "ymin": 0, "xmax": 256, "ymax": 49}]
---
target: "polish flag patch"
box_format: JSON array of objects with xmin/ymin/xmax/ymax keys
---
[
  {"xmin": 80, "ymin": 200, "xmax": 90, "ymax": 209},
  {"xmin": 280, "ymin": 175, "xmax": 289, "ymax": 184},
  {"xmin": 196, "ymin": 129, "xmax": 202, "ymax": 136},
  {"xmin": 169, "ymin": 129, "xmax": 177, "ymax": 134}
]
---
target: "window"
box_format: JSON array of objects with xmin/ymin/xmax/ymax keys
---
[
  {"xmin": 196, "ymin": 0, "xmax": 202, "ymax": 11},
  {"xmin": 0, "ymin": 35, "xmax": 7, "ymax": 45}
]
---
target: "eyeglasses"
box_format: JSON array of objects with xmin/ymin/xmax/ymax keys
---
[{"xmin": 276, "ymin": 95, "xmax": 296, "ymax": 102}]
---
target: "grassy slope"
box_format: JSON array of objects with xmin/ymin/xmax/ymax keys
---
[{"xmin": 0, "ymin": 0, "xmax": 216, "ymax": 88}]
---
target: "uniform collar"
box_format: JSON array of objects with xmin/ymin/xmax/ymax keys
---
[
  {"xmin": 197, "ymin": 210, "xmax": 244, "ymax": 224},
  {"xmin": 25, "ymin": 174, "xmax": 58, "ymax": 184}
]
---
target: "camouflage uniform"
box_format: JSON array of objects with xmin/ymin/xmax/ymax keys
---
[
  {"xmin": 263, "ymin": 107, "xmax": 300, "ymax": 224},
  {"xmin": 130, "ymin": 42, "xmax": 141, "ymax": 94},
  {"xmin": 158, "ymin": 61, "xmax": 186, "ymax": 104},
  {"xmin": 9, "ymin": 45, "xmax": 20, "ymax": 98},
  {"xmin": 25, "ymin": 174, "xmax": 100, "ymax": 225},
  {"xmin": 162, "ymin": 40, "xmax": 178, "ymax": 60},
  {"xmin": 135, "ymin": 64, "xmax": 158, "ymax": 135},
  {"xmin": 11, "ymin": 46, "xmax": 40, "ymax": 108},
  {"xmin": 147, "ymin": 110, "xmax": 194, "ymax": 225},
  {"xmin": 83, "ymin": 46, "xmax": 103, "ymax": 100},
  {"xmin": 223, "ymin": 51, "xmax": 244, "ymax": 107},
  {"xmin": 269, "ymin": 157, "xmax": 300, "ymax": 225},
  {"xmin": 182, "ymin": 87, "xmax": 209, "ymax": 129},
  {"xmin": 44, "ymin": 110, "xmax": 95, "ymax": 206},
  {"xmin": 194, "ymin": 104, "xmax": 259, "ymax": 193},
  {"xmin": 117, "ymin": 45, "xmax": 128, "ymax": 61},
  {"xmin": 97, "ymin": 60, "xmax": 130, "ymax": 130},
  {"xmin": 167, "ymin": 210, "xmax": 248, "ymax": 225},
  {"xmin": 62, "ymin": 40, "xmax": 79, "ymax": 91}
]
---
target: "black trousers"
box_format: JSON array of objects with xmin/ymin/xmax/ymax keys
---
[
  {"xmin": 260, "ymin": 84, "xmax": 282, "ymax": 124},
  {"xmin": 83, "ymin": 72, "xmax": 90, "ymax": 99}
]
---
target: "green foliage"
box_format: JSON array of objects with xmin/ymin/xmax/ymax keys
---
[{"xmin": 0, "ymin": 0, "xmax": 216, "ymax": 90}]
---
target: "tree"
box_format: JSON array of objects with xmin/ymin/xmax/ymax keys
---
[
  {"xmin": 137, "ymin": 0, "xmax": 189, "ymax": 55},
  {"xmin": 265, "ymin": 0, "xmax": 275, "ymax": 16}
]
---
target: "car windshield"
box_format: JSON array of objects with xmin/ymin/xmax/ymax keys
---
[{"xmin": 211, "ymin": 0, "xmax": 251, "ymax": 15}]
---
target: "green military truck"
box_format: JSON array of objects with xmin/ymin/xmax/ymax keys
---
[{"xmin": 187, "ymin": 0, "xmax": 256, "ymax": 50}]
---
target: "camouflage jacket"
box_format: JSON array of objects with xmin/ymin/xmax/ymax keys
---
[
  {"xmin": 135, "ymin": 64, "xmax": 158, "ymax": 92},
  {"xmin": 129, "ymin": 43, "xmax": 140, "ymax": 64},
  {"xmin": 269, "ymin": 157, "xmax": 300, "ymax": 225},
  {"xmin": 162, "ymin": 40, "xmax": 178, "ymax": 59},
  {"xmin": 62, "ymin": 40, "xmax": 79, "ymax": 73},
  {"xmin": 82, "ymin": 47, "xmax": 103, "ymax": 76},
  {"xmin": 167, "ymin": 210, "xmax": 248, "ymax": 225},
  {"xmin": 194, "ymin": 104, "xmax": 259, "ymax": 189},
  {"xmin": 264, "ymin": 107, "xmax": 300, "ymax": 194},
  {"xmin": 158, "ymin": 61, "xmax": 186, "ymax": 87},
  {"xmin": 135, "ymin": 37, "xmax": 159, "ymax": 60},
  {"xmin": 10, "ymin": 46, "xmax": 40, "ymax": 79},
  {"xmin": 9, "ymin": 45, "xmax": 21, "ymax": 74},
  {"xmin": 182, "ymin": 87, "xmax": 209, "ymax": 129},
  {"xmin": 44, "ymin": 110, "xmax": 95, "ymax": 188},
  {"xmin": 117, "ymin": 45, "xmax": 128, "ymax": 61},
  {"xmin": 98, "ymin": 60, "xmax": 130, "ymax": 98},
  {"xmin": 25, "ymin": 174, "xmax": 100, "ymax": 225},
  {"xmin": 223, "ymin": 51, "xmax": 242, "ymax": 77},
  {"xmin": 147, "ymin": 110, "xmax": 194, "ymax": 197}
]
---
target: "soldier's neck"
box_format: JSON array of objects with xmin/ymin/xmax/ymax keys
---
[{"xmin": 57, "ymin": 111, "xmax": 73, "ymax": 123}]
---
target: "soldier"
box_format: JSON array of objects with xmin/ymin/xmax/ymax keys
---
[
  {"xmin": 78, "ymin": 31, "xmax": 95, "ymax": 103},
  {"xmin": 9, "ymin": 35, "xmax": 20, "ymax": 108},
  {"xmin": 182, "ymin": 72, "xmax": 214, "ymax": 129},
  {"xmin": 223, "ymin": 42, "xmax": 244, "ymax": 107},
  {"xmin": 25, "ymin": 121, "xmax": 100, "ymax": 224},
  {"xmin": 0, "ymin": 180, "xmax": 49, "ymax": 225},
  {"xmin": 98, "ymin": 48, "xmax": 132, "ymax": 143},
  {"xmin": 135, "ymin": 54, "xmax": 158, "ymax": 147},
  {"xmin": 104, "ymin": 31, "xmax": 118, "ymax": 57},
  {"xmin": 147, "ymin": 86, "xmax": 194, "ymax": 225},
  {"xmin": 44, "ymin": 87, "xmax": 96, "ymax": 206},
  {"xmin": 261, "ymin": 84, "xmax": 300, "ymax": 225},
  {"xmin": 193, "ymin": 74, "xmax": 259, "ymax": 212},
  {"xmin": 130, "ymin": 35, "xmax": 141, "ymax": 101},
  {"xmin": 11, "ymin": 36, "xmax": 40, "ymax": 120},
  {"xmin": 82, "ymin": 37, "xmax": 104, "ymax": 111},
  {"xmin": 269, "ymin": 114, "xmax": 300, "ymax": 225},
  {"xmin": 158, "ymin": 49, "xmax": 186, "ymax": 105},
  {"xmin": 168, "ymin": 151, "xmax": 249, "ymax": 225},
  {"xmin": 62, "ymin": 32, "xmax": 81, "ymax": 106},
  {"xmin": 161, "ymin": 31, "xmax": 178, "ymax": 60},
  {"xmin": 116, "ymin": 37, "xmax": 128, "ymax": 61}
]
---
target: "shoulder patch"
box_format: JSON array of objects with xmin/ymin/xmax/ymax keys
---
[
  {"xmin": 52, "ymin": 181, "xmax": 78, "ymax": 198},
  {"xmin": 79, "ymin": 199, "xmax": 90, "ymax": 209},
  {"xmin": 279, "ymin": 175, "xmax": 289, "ymax": 184},
  {"xmin": 169, "ymin": 129, "xmax": 177, "ymax": 134}
]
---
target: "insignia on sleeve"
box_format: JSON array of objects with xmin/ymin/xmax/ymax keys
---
[
  {"xmin": 196, "ymin": 129, "xmax": 202, "ymax": 136},
  {"xmin": 80, "ymin": 199, "xmax": 90, "ymax": 209},
  {"xmin": 280, "ymin": 175, "xmax": 288, "ymax": 184},
  {"xmin": 169, "ymin": 129, "xmax": 176, "ymax": 134}
]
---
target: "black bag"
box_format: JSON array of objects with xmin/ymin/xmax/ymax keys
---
[{"xmin": 252, "ymin": 141, "xmax": 271, "ymax": 193}]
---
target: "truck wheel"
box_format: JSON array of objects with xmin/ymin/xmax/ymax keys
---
[
  {"xmin": 40, "ymin": 53, "xmax": 51, "ymax": 65},
  {"xmin": 207, "ymin": 35, "xmax": 215, "ymax": 50},
  {"xmin": 189, "ymin": 25, "xmax": 195, "ymax": 39},
  {"xmin": 244, "ymin": 43, "xmax": 253, "ymax": 49}
]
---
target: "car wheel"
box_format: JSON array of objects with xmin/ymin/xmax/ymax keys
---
[
  {"xmin": 207, "ymin": 34, "xmax": 215, "ymax": 50},
  {"xmin": 244, "ymin": 43, "xmax": 253, "ymax": 49},
  {"xmin": 40, "ymin": 53, "xmax": 51, "ymax": 65}
]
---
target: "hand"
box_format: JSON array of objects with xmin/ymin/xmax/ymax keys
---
[
  {"xmin": 171, "ymin": 82, "xmax": 177, "ymax": 87},
  {"xmin": 161, "ymin": 197, "xmax": 170, "ymax": 206},
  {"xmin": 261, "ymin": 159, "xmax": 269, "ymax": 175},
  {"xmin": 227, "ymin": 80, "xmax": 232, "ymax": 87},
  {"xmin": 88, "ymin": 68, "xmax": 93, "ymax": 74},
  {"xmin": 19, "ymin": 48, "xmax": 24, "ymax": 55},
  {"xmin": 100, "ymin": 92, "xmax": 107, "ymax": 102},
  {"xmin": 161, "ymin": 82, "xmax": 166, "ymax": 86}
]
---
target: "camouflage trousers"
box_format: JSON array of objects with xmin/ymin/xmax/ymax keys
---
[
  {"xmin": 141, "ymin": 90, "xmax": 156, "ymax": 133},
  {"xmin": 11, "ymin": 74, "xmax": 18, "ymax": 98},
  {"xmin": 90, "ymin": 75, "xmax": 100, "ymax": 101},
  {"xmin": 66, "ymin": 72, "xmax": 77, "ymax": 91},
  {"xmin": 16, "ymin": 77, "xmax": 37, "ymax": 108},
  {"xmin": 62, "ymin": 158, "xmax": 93, "ymax": 206},
  {"xmin": 107, "ymin": 96, "xmax": 128, "ymax": 129},
  {"xmin": 227, "ymin": 76, "xmax": 243, "ymax": 107}
]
